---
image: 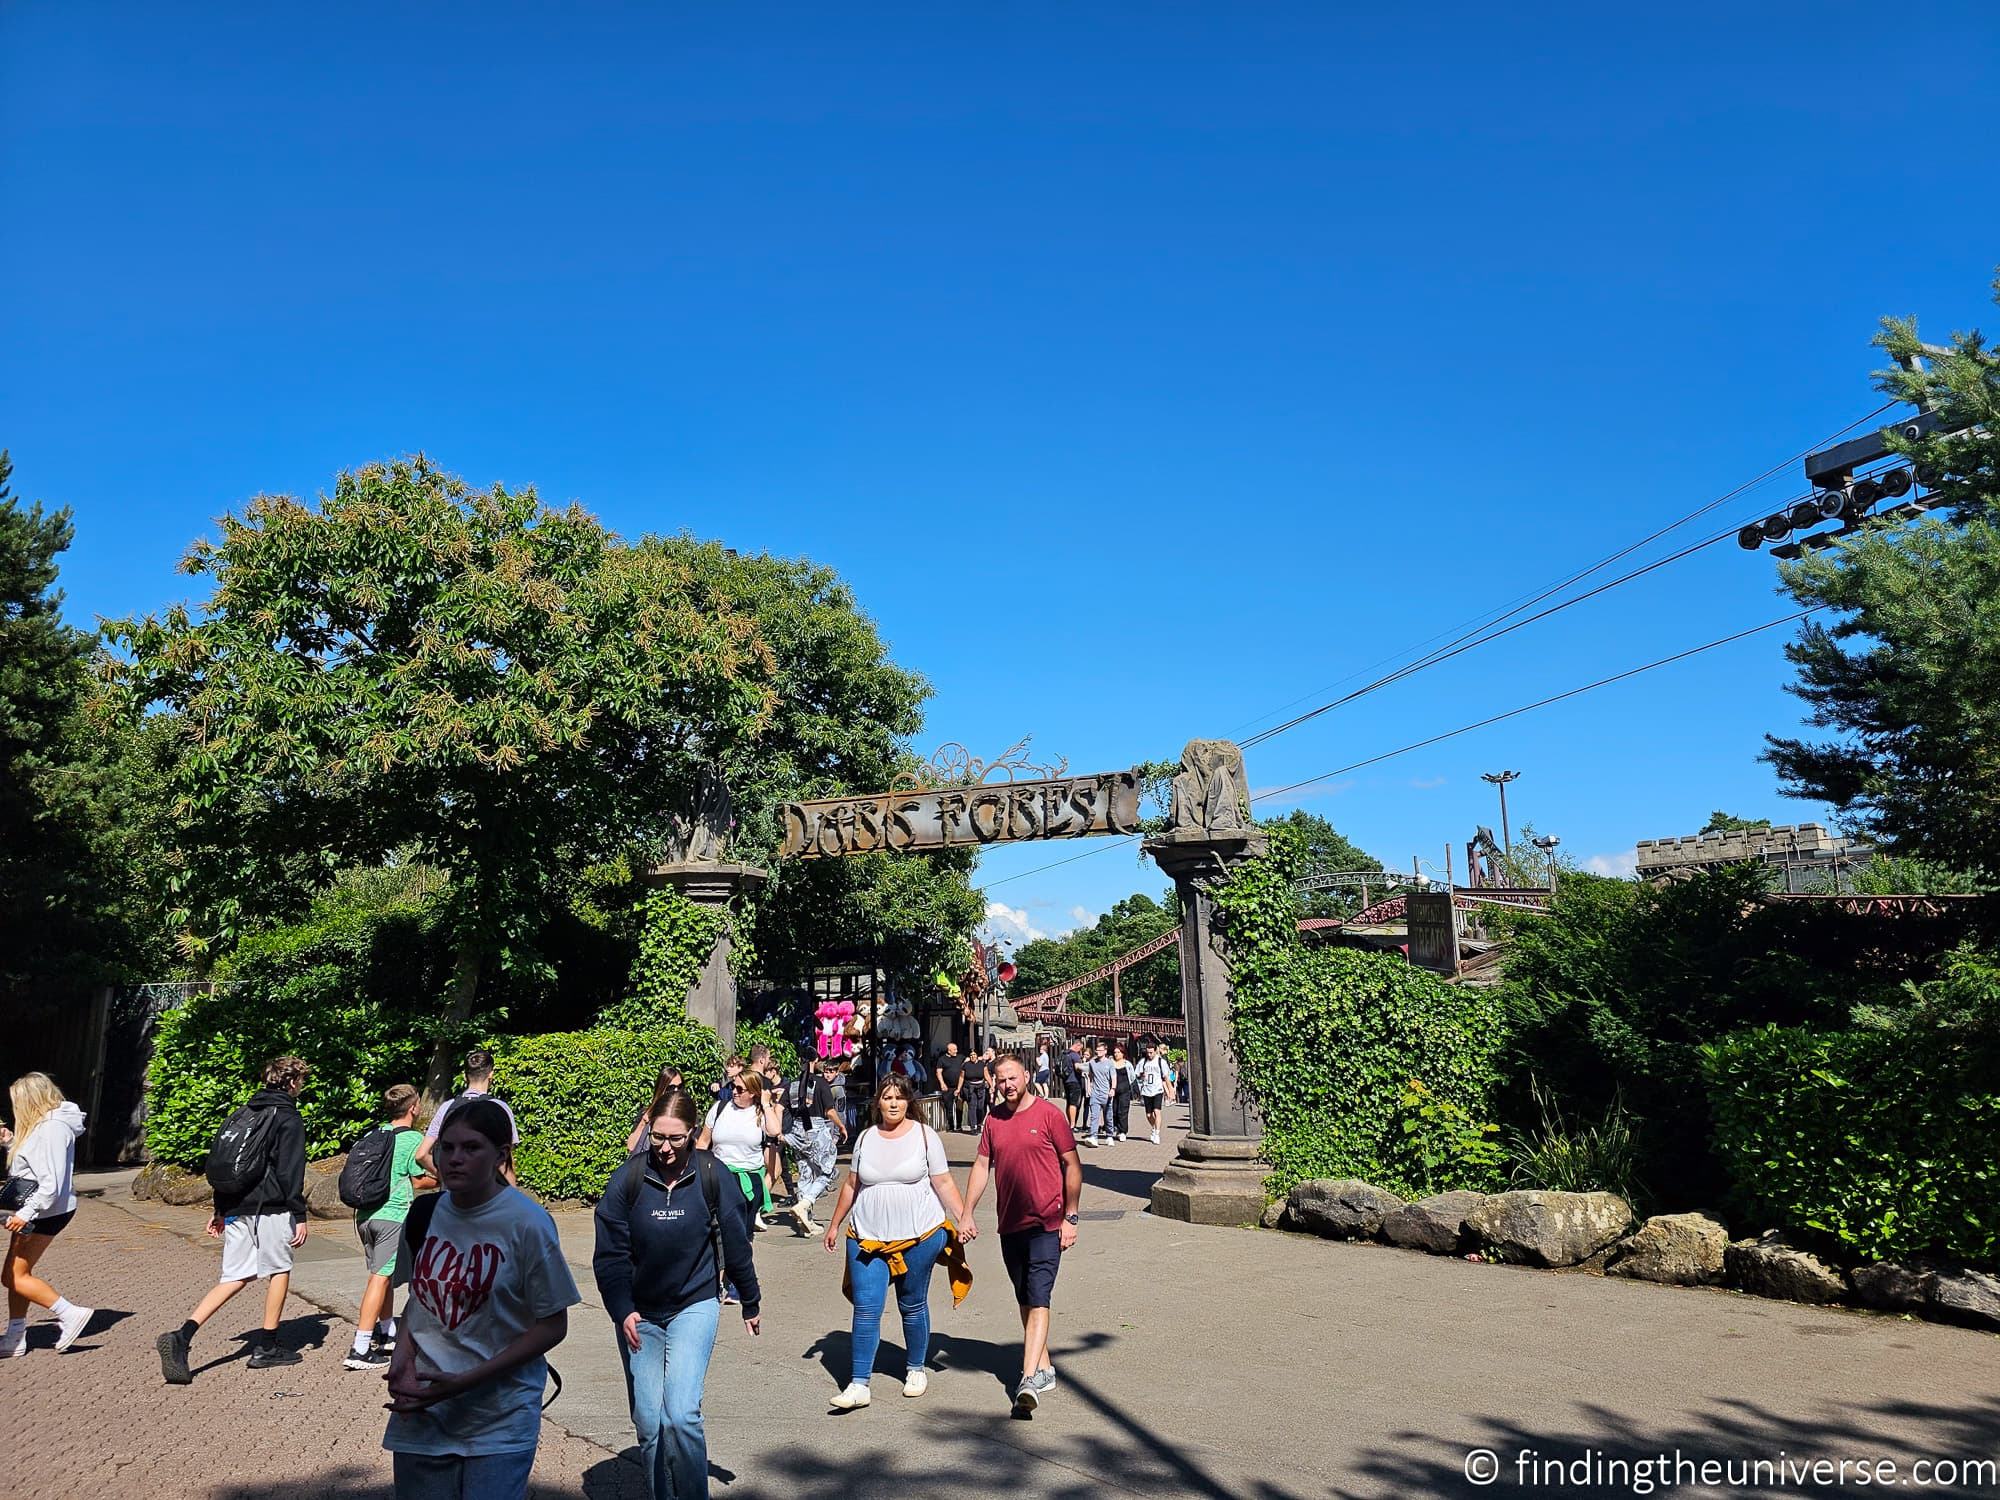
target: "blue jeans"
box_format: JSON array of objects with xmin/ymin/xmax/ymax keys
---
[
  {"xmin": 392, "ymin": 1450, "xmax": 536, "ymax": 1500},
  {"xmin": 845, "ymin": 1225, "xmax": 945, "ymax": 1385},
  {"xmin": 1086, "ymin": 1092, "xmax": 1111, "ymax": 1137},
  {"xmin": 618, "ymin": 1299, "xmax": 721, "ymax": 1500}
]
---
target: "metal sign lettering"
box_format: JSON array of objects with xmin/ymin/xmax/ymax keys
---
[{"xmin": 780, "ymin": 771, "xmax": 1142, "ymax": 859}]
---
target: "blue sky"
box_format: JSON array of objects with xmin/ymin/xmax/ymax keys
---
[{"xmin": 7, "ymin": 3, "xmax": 1999, "ymax": 952}]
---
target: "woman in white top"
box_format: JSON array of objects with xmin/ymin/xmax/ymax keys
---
[
  {"xmin": 818, "ymin": 1074, "xmax": 970, "ymax": 1410},
  {"xmin": 697, "ymin": 1070, "xmax": 781, "ymax": 1302},
  {"xmin": 1, "ymin": 1072, "xmax": 93, "ymax": 1356}
]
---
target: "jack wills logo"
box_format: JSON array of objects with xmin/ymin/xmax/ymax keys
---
[{"xmin": 412, "ymin": 1236, "xmax": 506, "ymax": 1331}]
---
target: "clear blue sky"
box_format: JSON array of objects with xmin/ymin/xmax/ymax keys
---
[{"xmin": 7, "ymin": 3, "xmax": 1998, "ymax": 950}]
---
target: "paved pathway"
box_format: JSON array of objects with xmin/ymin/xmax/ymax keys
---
[{"xmin": 4, "ymin": 1107, "xmax": 1998, "ymax": 1498}]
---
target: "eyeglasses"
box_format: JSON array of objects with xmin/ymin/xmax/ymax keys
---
[{"xmin": 649, "ymin": 1130, "xmax": 692, "ymax": 1148}]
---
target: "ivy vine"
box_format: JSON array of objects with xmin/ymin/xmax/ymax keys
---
[{"xmin": 597, "ymin": 886, "xmax": 725, "ymax": 1031}]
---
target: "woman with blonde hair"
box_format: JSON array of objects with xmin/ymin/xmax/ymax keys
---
[
  {"xmin": 818, "ymin": 1073, "xmax": 972, "ymax": 1410},
  {"xmin": 697, "ymin": 1066, "xmax": 781, "ymax": 1303},
  {"xmin": 0, "ymin": 1072, "xmax": 93, "ymax": 1355}
]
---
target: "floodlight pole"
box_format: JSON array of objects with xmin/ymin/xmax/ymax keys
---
[{"xmin": 1481, "ymin": 770, "xmax": 1521, "ymax": 856}]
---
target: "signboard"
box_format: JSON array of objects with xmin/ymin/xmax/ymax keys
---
[
  {"xmin": 780, "ymin": 771, "xmax": 1142, "ymax": 859},
  {"xmin": 1405, "ymin": 890, "xmax": 1459, "ymax": 975}
]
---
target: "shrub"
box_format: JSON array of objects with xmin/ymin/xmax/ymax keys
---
[
  {"xmin": 1220, "ymin": 831, "xmax": 1507, "ymax": 1198},
  {"xmin": 492, "ymin": 1024, "xmax": 724, "ymax": 1199},
  {"xmin": 1503, "ymin": 1078, "xmax": 1646, "ymax": 1205},
  {"xmin": 734, "ymin": 1017, "xmax": 802, "ymax": 1077},
  {"xmin": 145, "ymin": 899, "xmax": 447, "ymax": 1167},
  {"xmin": 1701, "ymin": 1024, "xmax": 2000, "ymax": 1264}
]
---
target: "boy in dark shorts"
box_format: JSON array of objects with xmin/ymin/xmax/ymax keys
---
[{"xmin": 960, "ymin": 1052, "xmax": 1082, "ymax": 1411}]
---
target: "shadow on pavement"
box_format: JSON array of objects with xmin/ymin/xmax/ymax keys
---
[
  {"xmin": 1076, "ymin": 1160, "xmax": 1164, "ymax": 1201},
  {"xmin": 800, "ymin": 1325, "xmax": 1024, "ymax": 1394},
  {"xmin": 1339, "ymin": 1393, "xmax": 2000, "ymax": 1499},
  {"xmin": 210, "ymin": 1462, "xmax": 651, "ymax": 1500}
]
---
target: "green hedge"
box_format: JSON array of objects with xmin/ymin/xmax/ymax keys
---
[
  {"xmin": 1702, "ymin": 1025, "xmax": 2000, "ymax": 1263},
  {"xmin": 1219, "ymin": 831, "xmax": 1507, "ymax": 1198},
  {"xmin": 145, "ymin": 900, "xmax": 443, "ymax": 1167},
  {"xmin": 492, "ymin": 1024, "xmax": 725, "ymax": 1199}
]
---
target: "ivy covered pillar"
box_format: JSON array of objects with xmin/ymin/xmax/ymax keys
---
[
  {"xmin": 646, "ymin": 860, "xmax": 767, "ymax": 1055},
  {"xmin": 1146, "ymin": 739, "xmax": 1270, "ymax": 1225}
]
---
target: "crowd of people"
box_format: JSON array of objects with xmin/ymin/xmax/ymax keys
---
[{"xmin": 0, "ymin": 1028, "xmax": 1168, "ymax": 1500}]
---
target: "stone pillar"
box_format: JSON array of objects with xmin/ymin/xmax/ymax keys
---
[
  {"xmin": 1146, "ymin": 826, "xmax": 1269, "ymax": 1225},
  {"xmin": 645, "ymin": 861, "xmax": 769, "ymax": 1055}
]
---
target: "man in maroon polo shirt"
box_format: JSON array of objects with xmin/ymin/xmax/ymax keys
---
[{"xmin": 960, "ymin": 1052, "xmax": 1082, "ymax": 1411}]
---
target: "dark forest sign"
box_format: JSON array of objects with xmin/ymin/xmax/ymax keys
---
[{"xmin": 780, "ymin": 771, "xmax": 1142, "ymax": 859}]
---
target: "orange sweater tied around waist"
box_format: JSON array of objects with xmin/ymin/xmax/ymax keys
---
[{"xmin": 840, "ymin": 1221, "xmax": 973, "ymax": 1307}]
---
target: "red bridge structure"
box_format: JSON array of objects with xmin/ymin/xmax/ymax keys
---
[{"xmin": 1004, "ymin": 886, "xmax": 1558, "ymax": 1040}]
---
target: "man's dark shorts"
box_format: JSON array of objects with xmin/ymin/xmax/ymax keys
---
[{"xmin": 1000, "ymin": 1227, "xmax": 1063, "ymax": 1308}]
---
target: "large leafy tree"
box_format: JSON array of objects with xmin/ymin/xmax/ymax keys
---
[
  {"xmin": 642, "ymin": 538, "xmax": 983, "ymax": 985},
  {"xmin": 1271, "ymin": 809, "xmax": 1387, "ymax": 918},
  {"xmin": 1766, "ymin": 277, "xmax": 2000, "ymax": 877},
  {"xmin": 1, "ymin": 452, "xmax": 165, "ymax": 997},
  {"xmin": 112, "ymin": 459, "xmax": 778, "ymax": 1096}
]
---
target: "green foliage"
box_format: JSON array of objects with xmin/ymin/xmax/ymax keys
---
[
  {"xmin": 1270, "ymin": 809, "xmax": 1388, "ymax": 920},
  {"xmin": 0, "ymin": 451, "xmax": 168, "ymax": 995},
  {"xmin": 1009, "ymin": 891, "xmax": 1182, "ymax": 1014},
  {"xmin": 1219, "ymin": 826, "xmax": 1508, "ymax": 1197},
  {"xmin": 1849, "ymin": 855, "xmax": 1986, "ymax": 896},
  {"xmin": 492, "ymin": 1025, "xmax": 724, "ymax": 1199},
  {"xmin": 1702, "ymin": 1023, "xmax": 2000, "ymax": 1263},
  {"xmin": 596, "ymin": 887, "xmax": 722, "ymax": 1030},
  {"xmin": 1766, "ymin": 276, "xmax": 2000, "ymax": 878},
  {"xmin": 1700, "ymin": 811, "xmax": 1772, "ymax": 834},
  {"xmin": 733, "ymin": 1018, "xmax": 802, "ymax": 1077},
  {"xmin": 144, "ymin": 894, "xmax": 449, "ymax": 1167},
  {"xmin": 1502, "ymin": 1078, "xmax": 1645, "ymax": 1205}
]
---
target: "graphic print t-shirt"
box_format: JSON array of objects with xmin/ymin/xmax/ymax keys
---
[{"xmin": 385, "ymin": 1187, "xmax": 582, "ymax": 1457}]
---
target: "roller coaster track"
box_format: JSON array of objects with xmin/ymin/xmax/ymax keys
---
[{"xmin": 1005, "ymin": 888, "xmax": 1556, "ymax": 1037}]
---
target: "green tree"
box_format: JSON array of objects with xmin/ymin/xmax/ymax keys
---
[
  {"xmin": 1272, "ymin": 809, "xmax": 1389, "ymax": 918},
  {"xmin": 1699, "ymin": 811, "xmax": 1771, "ymax": 834},
  {"xmin": 1008, "ymin": 891, "xmax": 1182, "ymax": 1016},
  {"xmin": 1, "ymin": 452, "xmax": 166, "ymax": 996},
  {"xmin": 111, "ymin": 458, "xmax": 778, "ymax": 1098},
  {"xmin": 1765, "ymin": 277, "xmax": 2000, "ymax": 877}
]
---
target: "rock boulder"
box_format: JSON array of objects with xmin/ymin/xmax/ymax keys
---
[
  {"xmin": 1381, "ymin": 1191, "xmax": 1485, "ymax": 1254},
  {"xmin": 132, "ymin": 1162, "xmax": 214, "ymax": 1208},
  {"xmin": 1605, "ymin": 1213, "xmax": 1729, "ymax": 1286},
  {"xmin": 1725, "ymin": 1232, "xmax": 1846, "ymax": 1304},
  {"xmin": 1259, "ymin": 1198, "xmax": 1291, "ymax": 1231},
  {"xmin": 1851, "ymin": 1261, "xmax": 1932, "ymax": 1313},
  {"xmin": 303, "ymin": 1154, "xmax": 349, "ymax": 1220},
  {"xmin": 1287, "ymin": 1179, "xmax": 1405, "ymax": 1240},
  {"xmin": 1463, "ymin": 1190, "xmax": 1634, "ymax": 1267},
  {"xmin": 1926, "ymin": 1264, "xmax": 2000, "ymax": 1331}
]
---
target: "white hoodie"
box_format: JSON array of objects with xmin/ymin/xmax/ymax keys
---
[{"xmin": 7, "ymin": 1102, "xmax": 86, "ymax": 1226}]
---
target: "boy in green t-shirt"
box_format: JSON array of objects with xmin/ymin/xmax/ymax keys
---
[{"xmin": 346, "ymin": 1084, "xmax": 433, "ymax": 1371}]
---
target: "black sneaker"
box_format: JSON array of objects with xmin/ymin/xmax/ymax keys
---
[
  {"xmin": 157, "ymin": 1331, "xmax": 192, "ymax": 1386},
  {"xmin": 343, "ymin": 1346, "xmax": 391, "ymax": 1371},
  {"xmin": 248, "ymin": 1343, "xmax": 303, "ymax": 1369}
]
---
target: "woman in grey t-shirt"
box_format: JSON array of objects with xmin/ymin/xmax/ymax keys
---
[{"xmin": 384, "ymin": 1099, "xmax": 580, "ymax": 1500}]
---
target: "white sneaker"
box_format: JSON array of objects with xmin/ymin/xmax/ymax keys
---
[
  {"xmin": 903, "ymin": 1370, "xmax": 928, "ymax": 1398},
  {"xmin": 829, "ymin": 1382, "xmax": 872, "ymax": 1410},
  {"xmin": 53, "ymin": 1305, "xmax": 93, "ymax": 1353},
  {"xmin": 0, "ymin": 1335, "xmax": 25, "ymax": 1359},
  {"xmin": 1150, "ymin": 1130, "xmax": 1161, "ymax": 1144},
  {"xmin": 1115, "ymin": 1133, "xmax": 1126, "ymax": 1141}
]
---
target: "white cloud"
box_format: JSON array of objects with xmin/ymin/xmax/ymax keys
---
[
  {"xmin": 983, "ymin": 901, "xmax": 1048, "ymax": 945},
  {"xmin": 1067, "ymin": 905, "xmax": 1094, "ymax": 929},
  {"xmin": 1408, "ymin": 775, "xmax": 1447, "ymax": 790},
  {"xmin": 1585, "ymin": 849, "xmax": 1638, "ymax": 879}
]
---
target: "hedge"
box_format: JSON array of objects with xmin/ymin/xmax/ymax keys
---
[
  {"xmin": 1218, "ymin": 832, "xmax": 1507, "ymax": 1198},
  {"xmin": 1702, "ymin": 1024, "xmax": 2000, "ymax": 1264},
  {"xmin": 144, "ymin": 901, "xmax": 442, "ymax": 1167},
  {"xmin": 491, "ymin": 1024, "xmax": 725, "ymax": 1199}
]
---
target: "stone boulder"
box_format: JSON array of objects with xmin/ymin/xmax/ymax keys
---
[
  {"xmin": 1926, "ymin": 1264, "xmax": 2000, "ymax": 1331},
  {"xmin": 1259, "ymin": 1198, "xmax": 1291, "ymax": 1231},
  {"xmin": 1851, "ymin": 1261, "xmax": 1932, "ymax": 1313},
  {"xmin": 303, "ymin": 1154, "xmax": 350, "ymax": 1220},
  {"xmin": 132, "ymin": 1162, "xmax": 214, "ymax": 1208},
  {"xmin": 1463, "ymin": 1190, "xmax": 1634, "ymax": 1268},
  {"xmin": 1287, "ymin": 1179, "xmax": 1405, "ymax": 1240},
  {"xmin": 1725, "ymin": 1232, "xmax": 1846, "ymax": 1304},
  {"xmin": 1605, "ymin": 1213, "xmax": 1729, "ymax": 1286},
  {"xmin": 1381, "ymin": 1191, "xmax": 1485, "ymax": 1254}
]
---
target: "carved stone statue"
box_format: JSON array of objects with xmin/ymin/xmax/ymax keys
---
[
  {"xmin": 668, "ymin": 762, "xmax": 733, "ymax": 865},
  {"xmin": 1168, "ymin": 739, "xmax": 1252, "ymax": 834}
]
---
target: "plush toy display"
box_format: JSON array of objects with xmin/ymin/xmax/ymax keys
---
[
  {"xmin": 842, "ymin": 1001, "xmax": 871, "ymax": 1044},
  {"xmin": 877, "ymin": 992, "xmax": 921, "ymax": 1042},
  {"xmin": 814, "ymin": 999, "xmax": 850, "ymax": 1059}
]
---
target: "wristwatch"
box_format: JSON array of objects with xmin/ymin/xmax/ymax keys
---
[{"xmin": 1063, "ymin": 1213, "xmax": 1080, "ymax": 1224}]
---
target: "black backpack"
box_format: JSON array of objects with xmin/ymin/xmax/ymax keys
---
[
  {"xmin": 338, "ymin": 1125, "xmax": 413, "ymax": 1212},
  {"xmin": 205, "ymin": 1102, "xmax": 280, "ymax": 1198}
]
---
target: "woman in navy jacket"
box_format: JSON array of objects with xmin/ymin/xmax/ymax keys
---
[{"xmin": 593, "ymin": 1091, "xmax": 762, "ymax": 1500}]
